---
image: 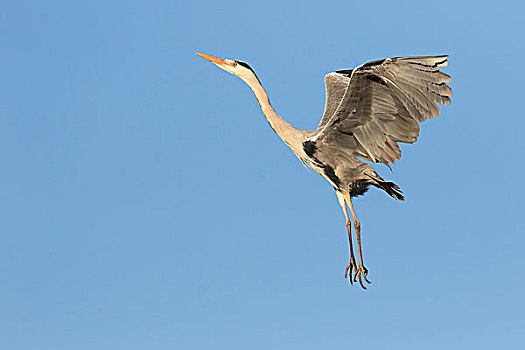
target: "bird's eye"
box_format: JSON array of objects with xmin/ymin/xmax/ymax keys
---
[{"xmin": 231, "ymin": 61, "xmax": 238, "ymax": 67}]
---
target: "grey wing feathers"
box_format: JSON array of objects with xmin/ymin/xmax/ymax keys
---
[
  {"xmin": 314, "ymin": 55, "xmax": 452, "ymax": 164},
  {"xmin": 317, "ymin": 70, "xmax": 352, "ymax": 129}
]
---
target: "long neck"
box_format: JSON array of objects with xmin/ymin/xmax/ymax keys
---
[{"xmin": 242, "ymin": 74, "xmax": 305, "ymax": 156}]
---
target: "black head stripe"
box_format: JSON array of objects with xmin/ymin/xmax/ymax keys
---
[
  {"xmin": 235, "ymin": 60, "xmax": 261, "ymax": 83},
  {"xmin": 236, "ymin": 61, "xmax": 253, "ymax": 71}
]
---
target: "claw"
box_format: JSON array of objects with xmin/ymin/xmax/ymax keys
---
[
  {"xmin": 357, "ymin": 272, "xmax": 366, "ymax": 290},
  {"xmin": 351, "ymin": 265, "xmax": 371, "ymax": 289},
  {"xmin": 344, "ymin": 259, "xmax": 357, "ymax": 285},
  {"xmin": 362, "ymin": 266, "xmax": 371, "ymax": 284}
]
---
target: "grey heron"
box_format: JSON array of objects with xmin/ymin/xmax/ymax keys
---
[{"xmin": 197, "ymin": 52, "xmax": 452, "ymax": 289}]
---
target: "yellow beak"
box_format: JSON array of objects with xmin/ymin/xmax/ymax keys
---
[{"xmin": 196, "ymin": 52, "xmax": 233, "ymax": 67}]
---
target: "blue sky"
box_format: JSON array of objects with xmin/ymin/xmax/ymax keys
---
[{"xmin": 1, "ymin": 1, "xmax": 524, "ymax": 349}]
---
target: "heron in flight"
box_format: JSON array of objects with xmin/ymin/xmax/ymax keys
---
[{"xmin": 197, "ymin": 52, "xmax": 452, "ymax": 289}]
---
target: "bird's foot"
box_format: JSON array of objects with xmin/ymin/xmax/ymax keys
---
[
  {"xmin": 352, "ymin": 264, "xmax": 371, "ymax": 290},
  {"xmin": 344, "ymin": 258, "xmax": 358, "ymax": 285}
]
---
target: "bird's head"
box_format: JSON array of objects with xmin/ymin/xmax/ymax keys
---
[{"xmin": 196, "ymin": 52, "xmax": 258, "ymax": 83}]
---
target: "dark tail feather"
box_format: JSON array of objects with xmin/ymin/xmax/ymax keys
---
[
  {"xmin": 364, "ymin": 171, "xmax": 405, "ymax": 201},
  {"xmin": 378, "ymin": 181, "xmax": 405, "ymax": 201}
]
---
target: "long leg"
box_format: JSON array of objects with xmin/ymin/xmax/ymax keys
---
[
  {"xmin": 336, "ymin": 191, "xmax": 357, "ymax": 286},
  {"xmin": 345, "ymin": 193, "xmax": 371, "ymax": 287}
]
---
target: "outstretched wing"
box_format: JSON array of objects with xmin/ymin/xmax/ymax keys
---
[{"xmin": 312, "ymin": 56, "xmax": 452, "ymax": 164}]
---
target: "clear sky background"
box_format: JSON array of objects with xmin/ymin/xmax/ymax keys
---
[{"xmin": 1, "ymin": 1, "xmax": 524, "ymax": 349}]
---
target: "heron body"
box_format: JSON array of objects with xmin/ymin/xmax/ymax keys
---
[{"xmin": 197, "ymin": 52, "xmax": 452, "ymax": 289}]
